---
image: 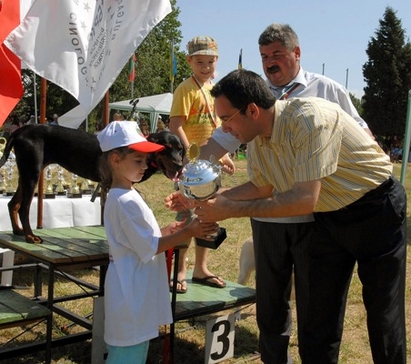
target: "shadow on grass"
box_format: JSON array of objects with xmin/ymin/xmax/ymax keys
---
[
  {"xmin": 0, "ymin": 340, "xmax": 93, "ymax": 364},
  {"xmin": 233, "ymin": 324, "xmax": 259, "ymax": 357},
  {"xmin": 147, "ymin": 317, "xmax": 259, "ymax": 364},
  {"xmin": 148, "ymin": 335, "xmax": 203, "ymax": 364}
]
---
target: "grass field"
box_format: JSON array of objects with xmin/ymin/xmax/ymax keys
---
[{"xmin": 0, "ymin": 160, "xmax": 410, "ymax": 363}]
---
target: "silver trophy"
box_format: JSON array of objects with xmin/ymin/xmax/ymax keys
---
[
  {"xmin": 178, "ymin": 143, "xmax": 227, "ymax": 249},
  {"xmin": 44, "ymin": 165, "xmax": 56, "ymax": 199}
]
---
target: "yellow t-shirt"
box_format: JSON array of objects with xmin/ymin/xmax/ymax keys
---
[{"xmin": 170, "ymin": 76, "xmax": 220, "ymax": 145}]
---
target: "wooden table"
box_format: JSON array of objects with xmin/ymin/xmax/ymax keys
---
[{"xmin": 0, "ymin": 225, "xmax": 109, "ymax": 363}]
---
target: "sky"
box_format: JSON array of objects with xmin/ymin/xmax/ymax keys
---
[{"xmin": 175, "ymin": 0, "xmax": 411, "ymax": 98}]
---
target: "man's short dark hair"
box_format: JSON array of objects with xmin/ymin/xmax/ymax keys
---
[{"xmin": 211, "ymin": 69, "xmax": 276, "ymax": 111}]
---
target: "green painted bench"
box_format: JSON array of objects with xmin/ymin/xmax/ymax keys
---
[
  {"xmin": 0, "ymin": 288, "xmax": 51, "ymax": 330},
  {"xmin": 172, "ymin": 273, "xmax": 256, "ymax": 321}
]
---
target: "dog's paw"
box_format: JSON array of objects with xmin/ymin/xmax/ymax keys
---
[{"xmin": 26, "ymin": 234, "xmax": 43, "ymax": 244}]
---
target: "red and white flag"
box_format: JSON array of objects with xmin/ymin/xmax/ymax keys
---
[
  {"xmin": 6, "ymin": 0, "xmax": 172, "ymax": 128},
  {"xmin": 0, "ymin": 0, "xmax": 23, "ymax": 126}
]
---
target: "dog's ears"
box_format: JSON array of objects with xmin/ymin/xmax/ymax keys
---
[
  {"xmin": 146, "ymin": 131, "xmax": 185, "ymax": 160},
  {"xmin": 146, "ymin": 132, "xmax": 160, "ymax": 144}
]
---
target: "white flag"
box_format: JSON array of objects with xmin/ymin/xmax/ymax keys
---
[
  {"xmin": 21, "ymin": 0, "xmax": 35, "ymax": 20},
  {"xmin": 6, "ymin": 0, "xmax": 172, "ymax": 128}
]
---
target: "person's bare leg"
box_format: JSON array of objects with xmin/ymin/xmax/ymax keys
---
[
  {"xmin": 171, "ymin": 240, "xmax": 191, "ymax": 293},
  {"xmin": 192, "ymin": 245, "xmax": 225, "ymax": 287}
]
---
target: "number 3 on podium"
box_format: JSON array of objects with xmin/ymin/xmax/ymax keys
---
[{"xmin": 205, "ymin": 314, "xmax": 235, "ymax": 364}]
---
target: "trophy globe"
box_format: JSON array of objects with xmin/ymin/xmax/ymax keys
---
[{"xmin": 178, "ymin": 143, "xmax": 227, "ymax": 249}]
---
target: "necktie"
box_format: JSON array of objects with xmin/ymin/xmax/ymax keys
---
[{"xmin": 278, "ymin": 82, "xmax": 300, "ymax": 100}]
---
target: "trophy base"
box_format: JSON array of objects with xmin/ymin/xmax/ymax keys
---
[
  {"xmin": 67, "ymin": 193, "xmax": 82, "ymax": 199},
  {"xmin": 44, "ymin": 193, "xmax": 56, "ymax": 199},
  {"xmin": 196, "ymin": 227, "xmax": 227, "ymax": 250},
  {"xmin": 56, "ymin": 191, "xmax": 67, "ymax": 196}
]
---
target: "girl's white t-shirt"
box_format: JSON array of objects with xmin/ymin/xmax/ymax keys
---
[{"xmin": 103, "ymin": 188, "xmax": 172, "ymax": 347}]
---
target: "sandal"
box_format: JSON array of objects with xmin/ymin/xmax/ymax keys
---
[
  {"xmin": 170, "ymin": 279, "xmax": 187, "ymax": 294},
  {"xmin": 192, "ymin": 275, "xmax": 226, "ymax": 288}
]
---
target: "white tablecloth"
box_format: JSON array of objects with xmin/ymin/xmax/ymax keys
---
[{"xmin": 0, "ymin": 195, "xmax": 102, "ymax": 231}]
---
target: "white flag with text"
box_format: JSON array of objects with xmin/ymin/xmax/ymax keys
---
[{"xmin": 6, "ymin": 0, "xmax": 172, "ymax": 128}]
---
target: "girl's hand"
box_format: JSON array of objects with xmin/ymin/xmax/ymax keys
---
[
  {"xmin": 161, "ymin": 221, "xmax": 186, "ymax": 236},
  {"xmin": 164, "ymin": 191, "xmax": 192, "ymax": 211}
]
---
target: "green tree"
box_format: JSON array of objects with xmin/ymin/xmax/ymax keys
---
[
  {"xmin": 362, "ymin": 6, "xmax": 411, "ymax": 137},
  {"xmin": 11, "ymin": 69, "xmax": 78, "ymax": 123},
  {"xmin": 349, "ymin": 93, "xmax": 363, "ymax": 116}
]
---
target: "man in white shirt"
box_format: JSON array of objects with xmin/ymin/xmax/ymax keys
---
[
  {"xmin": 27, "ymin": 115, "xmax": 36, "ymax": 124},
  {"xmin": 199, "ymin": 23, "xmax": 374, "ymax": 364}
]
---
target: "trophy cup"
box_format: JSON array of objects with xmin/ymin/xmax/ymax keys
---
[
  {"xmin": 4, "ymin": 158, "xmax": 16, "ymax": 196},
  {"xmin": 178, "ymin": 143, "xmax": 227, "ymax": 249},
  {"xmin": 44, "ymin": 165, "xmax": 56, "ymax": 199},
  {"xmin": 0, "ymin": 173, "xmax": 5, "ymax": 194},
  {"xmin": 67, "ymin": 174, "xmax": 82, "ymax": 198},
  {"xmin": 80, "ymin": 179, "xmax": 96, "ymax": 195},
  {"xmin": 55, "ymin": 167, "xmax": 68, "ymax": 195}
]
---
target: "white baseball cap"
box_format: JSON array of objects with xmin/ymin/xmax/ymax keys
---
[{"xmin": 97, "ymin": 121, "xmax": 165, "ymax": 153}]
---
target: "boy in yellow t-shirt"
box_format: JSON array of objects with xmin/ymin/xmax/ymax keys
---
[{"xmin": 169, "ymin": 36, "xmax": 233, "ymax": 293}]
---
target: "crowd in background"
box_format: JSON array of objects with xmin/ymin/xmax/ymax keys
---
[
  {"xmin": 0, "ymin": 113, "xmax": 61, "ymax": 138},
  {"xmin": 108, "ymin": 112, "xmax": 169, "ymax": 136},
  {"xmin": 380, "ymin": 134, "xmax": 406, "ymax": 163}
]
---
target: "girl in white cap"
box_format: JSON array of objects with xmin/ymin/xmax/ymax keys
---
[{"xmin": 97, "ymin": 121, "xmax": 218, "ymax": 363}]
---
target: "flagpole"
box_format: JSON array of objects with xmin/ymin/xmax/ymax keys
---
[
  {"xmin": 345, "ymin": 68, "xmax": 349, "ymax": 89},
  {"xmin": 33, "ymin": 71, "xmax": 38, "ymax": 123},
  {"xmin": 37, "ymin": 77, "xmax": 47, "ymax": 231},
  {"xmin": 100, "ymin": 90, "xmax": 110, "ymax": 224},
  {"xmin": 103, "ymin": 91, "xmax": 110, "ymax": 127},
  {"xmin": 131, "ymin": 55, "xmax": 134, "ymax": 99},
  {"xmin": 400, "ymin": 89, "xmax": 411, "ymax": 184},
  {"xmin": 170, "ymin": 40, "xmax": 175, "ymax": 93}
]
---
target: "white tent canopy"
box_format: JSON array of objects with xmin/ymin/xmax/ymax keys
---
[{"xmin": 109, "ymin": 92, "xmax": 173, "ymax": 132}]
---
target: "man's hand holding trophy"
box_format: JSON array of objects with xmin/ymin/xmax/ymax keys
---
[{"xmin": 168, "ymin": 143, "xmax": 227, "ymax": 249}]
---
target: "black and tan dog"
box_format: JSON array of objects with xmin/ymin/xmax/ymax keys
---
[{"xmin": 0, "ymin": 124, "xmax": 184, "ymax": 244}]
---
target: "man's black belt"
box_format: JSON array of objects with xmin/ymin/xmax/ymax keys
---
[{"xmin": 352, "ymin": 176, "xmax": 394, "ymax": 206}]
